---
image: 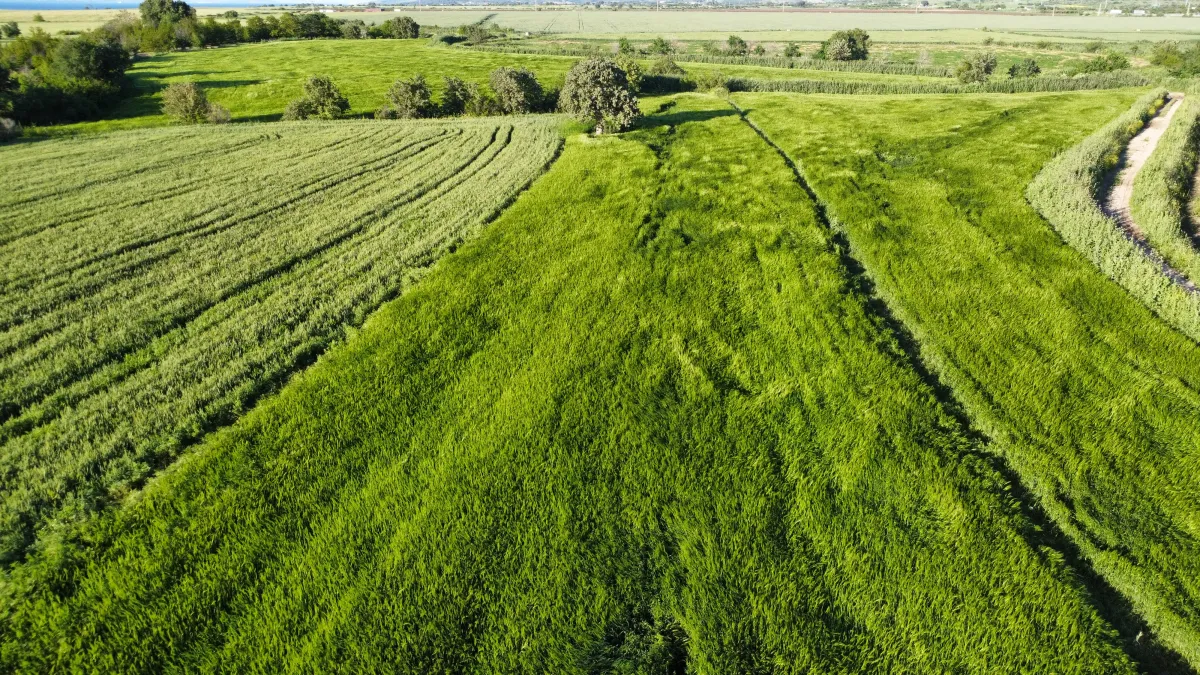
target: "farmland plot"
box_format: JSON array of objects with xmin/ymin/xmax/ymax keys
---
[{"xmin": 0, "ymin": 117, "xmax": 562, "ymax": 564}]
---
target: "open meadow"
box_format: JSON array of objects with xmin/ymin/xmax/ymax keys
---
[{"xmin": 2, "ymin": 9, "xmax": 1200, "ymax": 673}]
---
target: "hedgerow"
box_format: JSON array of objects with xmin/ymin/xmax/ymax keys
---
[
  {"xmin": 728, "ymin": 71, "xmax": 1152, "ymax": 95},
  {"xmin": 467, "ymin": 42, "xmax": 956, "ymax": 78},
  {"xmin": 1027, "ymin": 90, "xmax": 1200, "ymax": 345},
  {"xmin": 1129, "ymin": 94, "xmax": 1200, "ymax": 283}
]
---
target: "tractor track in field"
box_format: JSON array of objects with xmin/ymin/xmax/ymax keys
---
[
  {"xmin": 1102, "ymin": 91, "xmax": 1199, "ymax": 294},
  {"xmin": 728, "ymin": 97, "xmax": 1197, "ymax": 675}
]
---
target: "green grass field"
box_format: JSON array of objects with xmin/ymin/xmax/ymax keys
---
[
  {"xmin": 3, "ymin": 23, "xmax": 1200, "ymax": 674},
  {"xmin": 30, "ymin": 39, "xmax": 944, "ymax": 135},
  {"xmin": 1, "ymin": 93, "xmax": 1170, "ymax": 674},
  {"xmin": 0, "ymin": 116, "xmax": 562, "ymax": 564},
  {"xmin": 740, "ymin": 88, "xmax": 1200, "ymax": 667}
]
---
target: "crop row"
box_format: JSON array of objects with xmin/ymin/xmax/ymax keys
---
[
  {"xmin": 1129, "ymin": 93, "xmax": 1200, "ymax": 284},
  {"xmin": 0, "ymin": 117, "xmax": 562, "ymax": 564}
]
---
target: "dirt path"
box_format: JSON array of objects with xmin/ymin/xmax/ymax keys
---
[{"xmin": 1101, "ymin": 92, "xmax": 1198, "ymax": 293}]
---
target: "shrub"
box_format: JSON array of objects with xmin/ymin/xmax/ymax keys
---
[
  {"xmin": 340, "ymin": 19, "xmax": 366, "ymax": 40},
  {"xmin": 558, "ymin": 57, "xmax": 640, "ymax": 134},
  {"xmin": 489, "ymin": 67, "xmax": 542, "ymax": 114},
  {"xmin": 752, "ymin": 44, "xmax": 766, "ymax": 57},
  {"xmin": 463, "ymin": 82, "xmax": 497, "ymax": 116},
  {"xmin": 726, "ymin": 35, "xmax": 748, "ymax": 57},
  {"xmin": 784, "ymin": 42, "xmax": 802, "ymax": 58},
  {"xmin": 819, "ymin": 29, "xmax": 870, "ymax": 61},
  {"xmin": 32, "ymin": 13, "xmax": 44, "ymax": 22},
  {"xmin": 614, "ymin": 54, "xmax": 643, "ymax": 93},
  {"xmin": 283, "ymin": 75, "xmax": 350, "ymax": 120},
  {"xmin": 1007, "ymin": 58, "xmax": 1040, "ymax": 79},
  {"xmin": 647, "ymin": 55, "xmax": 685, "ymax": 77},
  {"xmin": 1, "ymin": 22, "xmax": 19, "ymax": 39},
  {"xmin": 55, "ymin": 35, "xmax": 133, "ymax": 84},
  {"xmin": 1083, "ymin": 40, "xmax": 1105, "ymax": 53},
  {"xmin": 439, "ymin": 76, "xmax": 470, "ymax": 115},
  {"xmin": 956, "ymin": 52, "xmax": 997, "ymax": 83},
  {"xmin": 649, "ymin": 36, "xmax": 672, "ymax": 55},
  {"xmin": 160, "ymin": 81, "xmax": 228, "ymax": 124},
  {"xmin": 379, "ymin": 16, "xmax": 418, "ymax": 39},
  {"xmin": 688, "ymin": 69, "xmax": 728, "ymax": 92},
  {"xmin": 617, "ymin": 37, "xmax": 633, "ymax": 55},
  {"xmin": 0, "ymin": 117, "xmax": 20, "ymax": 142},
  {"xmin": 380, "ymin": 74, "xmax": 433, "ymax": 119},
  {"xmin": 1078, "ymin": 51, "xmax": 1130, "ymax": 74}
]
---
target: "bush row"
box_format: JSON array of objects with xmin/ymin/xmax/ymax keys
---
[
  {"xmin": 724, "ymin": 70, "xmax": 1152, "ymax": 95},
  {"xmin": 1129, "ymin": 93, "xmax": 1200, "ymax": 283},
  {"xmin": 1027, "ymin": 89, "xmax": 1200, "ymax": 345},
  {"xmin": 467, "ymin": 42, "xmax": 955, "ymax": 78}
]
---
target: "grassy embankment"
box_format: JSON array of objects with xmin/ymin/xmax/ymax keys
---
[
  {"xmin": 0, "ymin": 95, "xmax": 1149, "ymax": 673},
  {"xmin": 744, "ymin": 88, "xmax": 1200, "ymax": 669}
]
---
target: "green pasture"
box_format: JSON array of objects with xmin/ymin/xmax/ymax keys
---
[
  {"xmin": 1, "ymin": 92, "xmax": 1167, "ymax": 673},
  {"xmin": 28, "ymin": 39, "xmax": 938, "ymax": 136}
]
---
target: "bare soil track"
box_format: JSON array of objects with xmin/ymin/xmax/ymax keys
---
[{"xmin": 1103, "ymin": 92, "xmax": 1198, "ymax": 292}]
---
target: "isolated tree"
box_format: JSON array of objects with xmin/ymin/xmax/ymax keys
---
[
  {"xmin": 489, "ymin": 67, "xmax": 542, "ymax": 114},
  {"xmin": 1007, "ymin": 58, "xmax": 1040, "ymax": 78},
  {"xmin": 382, "ymin": 15, "xmax": 419, "ymax": 39},
  {"xmin": 649, "ymin": 36, "xmax": 672, "ymax": 55},
  {"xmin": 378, "ymin": 74, "xmax": 433, "ymax": 118},
  {"xmin": 820, "ymin": 28, "xmax": 870, "ymax": 61},
  {"xmin": 139, "ymin": 0, "xmax": 195, "ymax": 27},
  {"xmin": 558, "ymin": 57, "xmax": 640, "ymax": 134},
  {"xmin": 1, "ymin": 22, "xmax": 19, "ymax": 38},
  {"xmin": 784, "ymin": 42, "xmax": 802, "ymax": 58},
  {"xmin": 647, "ymin": 55, "xmax": 685, "ymax": 76},
  {"xmin": 726, "ymin": 35, "xmax": 748, "ymax": 56},
  {"xmin": 956, "ymin": 52, "xmax": 997, "ymax": 83},
  {"xmin": 283, "ymin": 75, "xmax": 349, "ymax": 120},
  {"xmin": 161, "ymin": 81, "xmax": 229, "ymax": 123}
]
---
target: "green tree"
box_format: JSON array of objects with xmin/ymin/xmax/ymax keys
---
[
  {"xmin": 955, "ymin": 52, "xmax": 997, "ymax": 83},
  {"xmin": 618, "ymin": 37, "xmax": 634, "ymax": 55},
  {"xmin": 377, "ymin": 74, "xmax": 433, "ymax": 119},
  {"xmin": 54, "ymin": 35, "xmax": 132, "ymax": 84},
  {"xmin": 1, "ymin": 22, "xmax": 19, "ymax": 39},
  {"xmin": 1007, "ymin": 58, "xmax": 1040, "ymax": 78},
  {"xmin": 489, "ymin": 67, "xmax": 543, "ymax": 114},
  {"xmin": 649, "ymin": 36, "xmax": 672, "ymax": 55},
  {"xmin": 558, "ymin": 57, "xmax": 640, "ymax": 134},
  {"xmin": 439, "ymin": 76, "xmax": 472, "ymax": 115},
  {"xmin": 819, "ymin": 28, "xmax": 870, "ymax": 61},
  {"xmin": 726, "ymin": 34, "xmax": 748, "ymax": 56},
  {"xmin": 614, "ymin": 54, "xmax": 643, "ymax": 93},
  {"xmin": 138, "ymin": 0, "xmax": 195, "ymax": 27},
  {"xmin": 160, "ymin": 81, "xmax": 228, "ymax": 124},
  {"xmin": 784, "ymin": 42, "xmax": 802, "ymax": 58},
  {"xmin": 382, "ymin": 16, "xmax": 419, "ymax": 39},
  {"xmin": 283, "ymin": 75, "xmax": 350, "ymax": 120},
  {"xmin": 752, "ymin": 44, "xmax": 766, "ymax": 56}
]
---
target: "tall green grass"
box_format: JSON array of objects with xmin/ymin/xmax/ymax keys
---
[
  {"xmin": 1129, "ymin": 94, "xmax": 1200, "ymax": 283},
  {"xmin": 1027, "ymin": 90, "xmax": 1200, "ymax": 341},
  {"xmin": 0, "ymin": 117, "xmax": 562, "ymax": 565},
  {"xmin": 0, "ymin": 95, "xmax": 1141, "ymax": 673},
  {"xmin": 744, "ymin": 88, "xmax": 1200, "ymax": 670}
]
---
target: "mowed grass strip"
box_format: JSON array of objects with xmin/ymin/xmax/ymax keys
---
[
  {"xmin": 742, "ymin": 89, "xmax": 1200, "ymax": 668},
  {"xmin": 2, "ymin": 95, "xmax": 1138, "ymax": 673},
  {"xmin": 0, "ymin": 116, "xmax": 562, "ymax": 565}
]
